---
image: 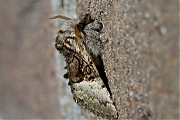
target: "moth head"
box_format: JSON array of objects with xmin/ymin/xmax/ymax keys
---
[
  {"xmin": 51, "ymin": 15, "xmax": 87, "ymax": 59},
  {"xmin": 50, "ymin": 15, "xmax": 80, "ymax": 55}
]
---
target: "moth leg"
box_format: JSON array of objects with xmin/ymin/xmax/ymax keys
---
[
  {"xmin": 63, "ymin": 72, "xmax": 69, "ymax": 79},
  {"xmin": 63, "ymin": 71, "xmax": 72, "ymax": 86},
  {"xmin": 63, "ymin": 66, "xmax": 69, "ymax": 79}
]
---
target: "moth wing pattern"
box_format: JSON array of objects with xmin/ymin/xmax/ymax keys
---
[
  {"xmin": 81, "ymin": 21, "xmax": 103, "ymax": 56},
  {"xmin": 54, "ymin": 14, "xmax": 118, "ymax": 119},
  {"xmin": 71, "ymin": 51, "xmax": 118, "ymax": 118}
]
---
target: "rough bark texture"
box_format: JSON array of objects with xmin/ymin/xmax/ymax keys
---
[{"xmin": 0, "ymin": 0, "xmax": 178, "ymax": 119}]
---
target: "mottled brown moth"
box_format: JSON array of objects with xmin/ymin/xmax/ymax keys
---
[{"xmin": 50, "ymin": 7, "xmax": 118, "ymax": 119}]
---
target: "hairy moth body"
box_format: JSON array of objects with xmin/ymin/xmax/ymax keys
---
[{"xmin": 53, "ymin": 13, "xmax": 118, "ymax": 119}]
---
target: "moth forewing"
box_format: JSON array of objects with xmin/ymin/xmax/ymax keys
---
[{"xmin": 75, "ymin": 25, "xmax": 83, "ymax": 63}]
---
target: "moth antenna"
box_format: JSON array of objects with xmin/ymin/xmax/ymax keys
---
[
  {"xmin": 75, "ymin": 25, "xmax": 83, "ymax": 63},
  {"xmin": 49, "ymin": 15, "xmax": 72, "ymax": 20}
]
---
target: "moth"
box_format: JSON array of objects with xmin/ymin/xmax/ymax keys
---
[{"xmin": 50, "ymin": 10, "xmax": 118, "ymax": 119}]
